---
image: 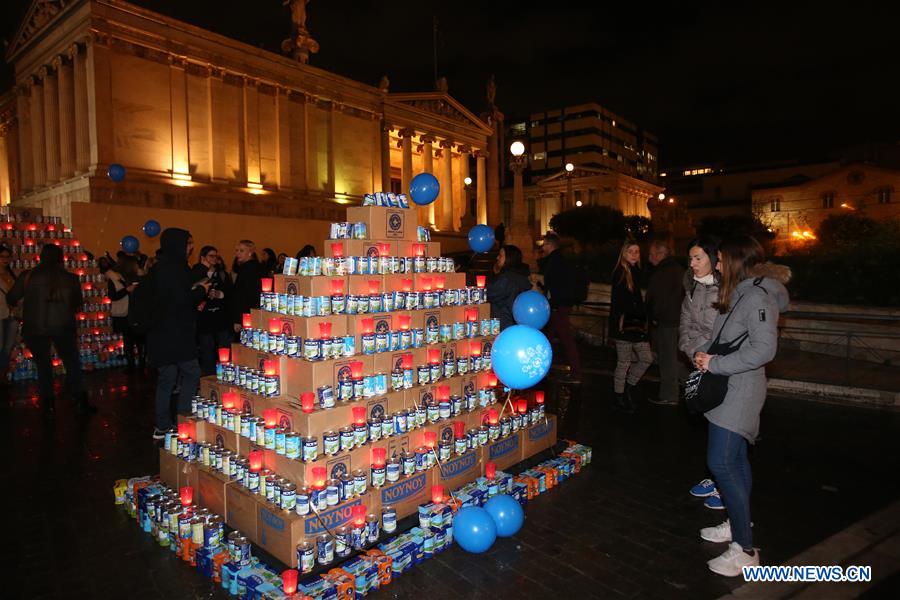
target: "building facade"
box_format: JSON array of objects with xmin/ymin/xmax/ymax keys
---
[{"xmin": 0, "ymin": 0, "xmax": 499, "ymax": 256}]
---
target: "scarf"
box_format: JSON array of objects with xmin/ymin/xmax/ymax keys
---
[{"xmin": 694, "ymin": 273, "xmax": 715, "ymax": 285}]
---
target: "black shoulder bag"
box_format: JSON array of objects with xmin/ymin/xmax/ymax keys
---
[{"xmin": 684, "ymin": 294, "xmax": 749, "ymax": 414}]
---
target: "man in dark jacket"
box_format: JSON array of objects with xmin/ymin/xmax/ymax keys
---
[
  {"xmin": 148, "ymin": 228, "xmax": 210, "ymax": 439},
  {"xmin": 7, "ymin": 243, "xmax": 96, "ymax": 416},
  {"xmin": 537, "ymin": 233, "xmax": 581, "ymax": 379},
  {"xmin": 646, "ymin": 240, "xmax": 686, "ymax": 405},
  {"xmin": 192, "ymin": 245, "xmax": 233, "ymax": 376}
]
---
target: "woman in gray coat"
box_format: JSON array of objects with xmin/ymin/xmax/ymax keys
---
[{"xmin": 694, "ymin": 235, "xmax": 790, "ymax": 577}]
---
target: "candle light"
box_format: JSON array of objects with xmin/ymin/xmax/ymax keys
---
[
  {"xmin": 77, "ymin": 312, "xmax": 86, "ymax": 321},
  {"xmin": 420, "ymin": 276, "xmax": 433, "ymax": 291},
  {"xmin": 535, "ymin": 391, "xmax": 545, "ymax": 405},
  {"xmin": 372, "ymin": 447, "xmax": 387, "ymax": 468},
  {"xmin": 264, "ymin": 360, "xmax": 277, "ymax": 376},
  {"xmin": 487, "ymin": 372, "xmax": 498, "ymax": 387},
  {"xmin": 177, "ymin": 422, "xmax": 194, "ymax": 440},
  {"xmin": 301, "ymin": 392, "xmax": 315, "ymax": 413},
  {"xmin": 330, "ymin": 279, "xmax": 345, "ymax": 295},
  {"xmin": 377, "ymin": 243, "xmax": 391, "ymax": 257},
  {"xmin": 453, "ymin": 421, "xmax": 466, "ymax": 439},
  {"xmin": 263, "ymin": 408, "xmax": 278, "ymax": 428},
  {"xmin": 261, "ymin": 278, "xmax": 274, "ymax": 293},
  {"xmin": 437, "ymin": 385, "xmax": 450, "ymax": 401},
  {"xmin": 476, "ymin": 275, "xmax": 486, "ymax": 288},
  {"xmin": 485, "ymin": 461, "xmax": 497, "ymax": 480},
  {"xmin": 350, "ymin": 361, "xmax": 365, "ymax": 379},
  {"xmin": 517, "ymin": 398, "xmax": 528, "ymax": 414},
  {"xmin": 352, "ymin": 504, "xmax": 367, "ymax": 527},
  {"xmin": 361, "ymin": 318, "xmax": 374, "ymax": 335},
  {"xmin": 470, "ymin": 342, "xmax": 482, "ymax": 357},
  {"xmin": 352, "ymin": 406, "xmax": 366, "ymax": 426},
  {"xmin": 428, "ymin": 349, "xmax": 440, "ymax": 365},
  {"xmin": 413, "ymin": 243, "xmax": 426, "ymax": 257},
  {"xmin": 401, "ymin": 279, "xmax": 412, "ymax": 292},
  {"xmin": 249, "ymin": 450, "xmax": 263, "ymax": 472},
  {"xmin": 218, "ymin": 348, "xmax": 231, "ymax": 363},
  {"xmin": 179, "ymin": 486, "xmax": 194, "ymax": 506},
  {"xmin": 222, "ymin": 391, "xmax": 238, "ymax": 410},
  {"xmin": 424, "ymin": 431, "xmax": 437, "ymax": 449},
  {"xmin": 431, "ymin": 485, "xmax": 445, "ymax": 504},
  {"xmin": 331, "ymin": 242, "xmax": 344, "ymax": 258},
  {"xmin": 434, "ymin": 275, "xmax": 446, "ymax": 290},
  {"xmin": 282, "ymin": 569, "xmax": 298, "ymax": 595},
  {"xmin": 466, "ymin": 308, "xmax": 478, "ymax": 322},
  {"xmin": 398, "ymin": 315, "xmax": 411, "ymax": 331},
  {"xmin": 488, "ymin": 409, "xmax": 499, "ymax": 425},
  {"xmin": 368, "ymin": 280, "xmax": 380, "ymax": 294},
  {"xmin": 242, "ymin": 313, "xmax": 253, "ymax": 329},
  {"xmin": 102, "ymin": 297, "xmax": 112, "ymax": 305},
  {"xmin": 312, "ymin": 467, "xmax": 327, "ymax": 489},
  {"xmin": 319, "ymin": 321, "xmax": 333, "ymax": 339},
  {"xmin": 401, "ymin": 354, "xmax": 413, "ymax": 370},
  {"xmin": 268, "ymin": 318, "xmax": 281, "ymax": 334}
]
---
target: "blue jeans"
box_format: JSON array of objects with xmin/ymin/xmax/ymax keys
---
[
  {"xmin": 707, "ymin": 422, "xmax": 753, "ymax": 549},
  {"xmin": 155, "ymin": 359, "xmax": 200, "ymax": 430}
]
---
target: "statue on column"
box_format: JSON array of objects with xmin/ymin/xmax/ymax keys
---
[
  {"xmin": 282, "ymin": 0, "xmax": 319, "ymax": 64},
  {"xmin": 435, "ymin": 76, "xmax": 448, "ymax": 93},
  {"xmin": 378, "ymin": 75, "xmax": 390, "ymax": 93},
  {"xmin": 486, "ymin": 75, "xmax": 496, "ymax": 109}
]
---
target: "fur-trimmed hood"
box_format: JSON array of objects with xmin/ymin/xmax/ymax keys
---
[
  {"xmin": 749, "ymin": 261, "xmax": 792, "ymax": 284},
  {"xmin": 737, "ymin": 261, "xmax": 791, "ymax": 312}
]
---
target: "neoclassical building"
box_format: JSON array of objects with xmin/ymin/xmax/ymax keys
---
[{"xmin": 0, "ymin": 0, "xmax": 500, "ymax": 255}]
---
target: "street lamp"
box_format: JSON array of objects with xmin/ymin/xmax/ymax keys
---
[
  {"xmin": 575, "ymin": 200, "xmax": 583, "ymax": 207},
  {"xmin": 464, "ymin": 176, "xmax": 472, "ymax": 186},
  {"xmin": 510, "ymin": 141, "xmax": 526, "ymax": 157},
  {"xmin": 565, "ymin": 162, "xmax": 574, "ymax": 172},
  {"xmin": 658, "ymin": 192, "xmax": 666, "ymax": 201}
]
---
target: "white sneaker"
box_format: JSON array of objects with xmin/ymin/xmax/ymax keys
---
[
  {"xmin": 707, "ymin": 542, "xmax": 759, "ymax": 577},
  {"xmin": 700, "ymin": 520, "xmax": 731, "ymax": 543}
]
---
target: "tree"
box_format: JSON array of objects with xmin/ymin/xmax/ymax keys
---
[
  {"xmin": 697, "ymin": 215, "xmax": 775, "ymax": 243},
  {"xmin": 624, "ymin": 215, "xmax": 653, "ymax": 242},
  {"xmin": 549, "ymin": 205, "xmax": 626, "ymax": 247},
  {"xmin": 817, "ymin": 213, "xmax": 880, "ymax": 250}
]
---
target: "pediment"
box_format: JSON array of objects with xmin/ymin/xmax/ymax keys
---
[
  {"xmin": 387, "ymin": 92, "xmax": 492, "ymax": 135},
  {"xmin": 6, "ymin": 0, "xmax": 78, "ymax": 62},
  {"xmin": 539, "ymin": 165, "xmax": 610, "ymax": 184}
]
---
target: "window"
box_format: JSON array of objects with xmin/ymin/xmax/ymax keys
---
[
  {"xmin": 510, "ymin": 122, "xmax": 527, "ymax": 136},
  {"xmin": 533, "ymin": 152, "xmax": 546, "ymax": 161},
  {"xmin": 770, "ymin": 198, "xmax": 781, "ymax": 212},
  {"xmin": 822, "ymin": 192, "xmax": 835, "ymax": 209},
  {"xmin": 878, "ymin": 188, "xmax": 892, "ymax": 204}
]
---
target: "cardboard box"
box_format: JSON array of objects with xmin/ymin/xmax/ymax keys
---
[
  {"xmin": 274, "ymin": 274, "xmax": 347, "ymax": 297},
  {"xmin": 521, "ymin": 415, "xmax": 558, "ymax": 461},
  {"xmin": 413, "ymin": 272, "xmax": 466, "ymax": 290},
  {"xmin": 346, "ymin": 206, "xmax": 416, "ymax": 241},
  {"xmin": 159, "ymin": 448, "xmax": 178, "ymax": 488},
  {"xmin": 281, "ymin": 355, "xmax": 373, "ymax": 396},
  {"xmin": 206, "ymin": 423, "xmax": 244, "ymax": 453},
  {"xmin": 256, "ymin": 493, "xmax": 372, "ymax": 567},
  {"xmin": 225, "ymin": 484, "xmax": 259, "ymax": 540},
  {"xmin": 266, "ymin": 391, "xmax": 403, "ymax": 439},
  {"xmin": 252, "ymin": 310, "xmax": 348, "ymax": 340},
  {"xmin": 177, "ymin": 458, "xmax": 202, "ymax": 491},
  {"xmin": 264, "ymin": 441, "xmax": 388, "ymax": 487},
  {"xmin": 197, "ymin": 467, "xmax": 232, "ymax": 517},
  {"xmin": 200, "ymin": 376, "xmax": 221, "ymax": 400},
  {"xmin": 434, "ymin": 449, "xmax": 482, "ymax": 494},
  {"xmin": 372, "ymin": 469, "xmax": 433, "ymax": 521},
  {"xmin": 323, "ymin": 240, "xmax": 419, "ymax": 259},
  {"xmin": 347, "ymin": 274, "xmax": 385, "ymax": 296},
  {"xmin": 372, "ymin": 347, "xmax": 425, "ymax": 375},
  {"xmin": 346, "ymin": 312, "xmax": 399, "ymax": 337},
  {"xmin": 480, "ymin": 432, "xmax": 523, "ymax": 474}
]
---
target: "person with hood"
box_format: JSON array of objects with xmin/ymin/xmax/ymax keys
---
[
  {"xmin": 486, "ymin": 245, "xmax": 532, "ymax": 331},
  {"xmin": 538, "ymin": 232, "xmax": 581, "ymax": 379},
  {"xmin": 147, "ymin": 228, "xmax": 210, "ymax": 439},
  {"xmin": 645, "ymin": 239, "xmax": 686, "ymax": 406},
  {"xmin": 693, "ymin": 235, "xmax": 790, "ymax": 577},
  {"xmin": 229, "ymin": 239, "xmax": 264, "ymax": 335},
  {"xmin": 192, "ymin": 245, "xmax": 233, "ymax": 376},
  {"xmin": 6, "ymin": 243, "xmax": 96, "ymax": 415}
]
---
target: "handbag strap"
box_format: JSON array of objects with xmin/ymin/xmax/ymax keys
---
[{"xmin": 710, "ymin": 293, "xmax": 746, "ymax": 346}]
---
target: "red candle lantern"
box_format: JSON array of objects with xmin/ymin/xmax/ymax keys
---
[
  {"xmin": 312, "ymin": 467, "xmax": 327, "ymax": 489},
  {"xmin": 453, "ymin": 421, "xmax": 466, "ymax": 439},
  {"xmin": 330, "ymin": 279, "xmax": 345, "ymax": 295},
  {"xmin": 77, "ymin": 312, "xmax": 86, "ymax": 321},
  {"xmin": 372, "ymin": 447, "xmax": 387, "ymax": 468},
  {"xmin": 350, "ymin": 361, "xmax": 365, "ymax": 379},
  {"xmin": 428, "ymin": 349, "xmax": 440, "ymax": 365},
  {"xmin": 470, "ymin": 342, "xmax": 482, "ymax": 357},
  {"xmin": 263, "ymin": 360, "xmax": 277, "ymax": 376},
  {"xmin": 517, "ymin": 398, "xmax": 528, "ymax": 414},
  {"xmin": 177, "ymin": 422, "xmax": 194, "ymax": 440},
  {"xmin": 398, "ymin": 315, "xmax": 411, "ymax": 331},
  {"xmin": 413, "ymin": 243, "xmax": 426, "ymax": 257},
  {"xmin": 261, "ymin": 278, "xmax": 273, "ymax": 293},
  {"xmin": 218, "ymin": 348, "xmax": 231, "ymax": 364},
  {"xmin": 331, "ymin": 242, "xmax": 344, "ymax": 258},
  {"xmin": 75, "ymin": 268, "xmax": 85, "ymax": 276},
  {"xmin": 431, "ymin": 485, "xmax": 445, "ymax": 504},
  {"xmin": 222, "ymin": 391, "xmax": 238, "ymax": 410},
  {"xmin": 282, "ymin": 569, "xmax": 298, "ymax": 595},
  {"xmin": 242, "ymin": 313, "xmax": 253, "ymax": 329},
  {"xmin": 92, "ymin": 328, "xmax": 100, "ymax": 336},
  {"xmin": 318, "ymin": 321, "xmax": 332, "ymax": 339},
  {"xmin": 263, "ymin": 409, "xmax": 278, "ymax": 428},
  {"xmin": 352, "ymin": 504, "xmax": 367, "ymax": 527},
  {"xmin": 102, "ymin": 297, "xmax": 112, "ymax": 305},
  {"xmin": 487, "ymin": 372, "xmax": 498, "ymax": 387},
  {"xmin": 434, "ymin": 275, "xmax": 446, "ymax": 290},
  {"xmin": 179, "ymin": 486, "xmax": 194, "ymax": 507},
  {"xmin": 377, "ymin": 243, "xmax": 391, "ymax": 257},
  {"xmin": 82, "ymin": 282, "xmax": 92, "ymax": 291},
  {"xmin": 466, "ymin": 308, "xmax": 478, "ymax": 322},
  {"xmin": 488, "ymin": 409, "xmax": 499, "ymax": 425},
  {"xmin": 401, "ymin": 279, "xmax": 412, "ymax": 292},
  {"xmin": 424, "ymin": 430, "xmax": 437, "ymax": 449},
  {"xmin": 401, "ymin": 354, "xmax": 413, "ymax": 370},
  {"xmin": 361, "ymin": 318, "xmax": 374, "ymax": 335},
  {"xmin": 300, "ymin": 392, "xmax": 315, "ymax": 414},
  {"xmin": 268, "ymin": 318, "xmax": 281, "ymax": 335},
  {"xmin": 352, "ymin": 406, "xmax": 366, "ymax": 426},
  {"xmin": 437, "ymin": 385, "xmax": 450, "ymax": 402},
  {"xmin": 485, "ymin": 461, "xmax": 497, "ymax": 480},
  {"xmin": 420, "ymin": 276, "xmax": 433, "ymax": 291},
  {"xmin": 368, "ymin": 280, "xmax": 380, "ymax": 294},
  {"xmin": 534, "ymin": 391, "xmax": 545, "ymax": 405},
  {"xmin": 476, "ymin": 275, "xmax": 486, "ymax": 288},
  {"xmin": 248, "ymin": 450, "xmax": 263, "ymax": 472}
]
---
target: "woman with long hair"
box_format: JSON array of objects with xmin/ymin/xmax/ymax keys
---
[
  {"xmin": 260, "ymin": 247, "xmax": 277, "ymax": 277},
  {"xmin": 229, "ymin": 240, "xmax": 264, "ymax": 336},
  {"xmin": 486, "ymin": 245, "xmax": 532, "ymax": 331},
  {"xmin": 106, "ymin": 254, "xmax": 143, "ymax": 369},
  {"xmin": 0, "ymin": 245, "xmax": 19, "ymax": 384},
  {"xmin": 693, "ymin": 235, "xmax": 790, "ymax": 576},
  {"xmin": 608, "ymin": 240, "xmax": 652, "ymax": 413},
  {"xmin": 296, "ymin": 244, "xmax": 317, "ymax": 259}
]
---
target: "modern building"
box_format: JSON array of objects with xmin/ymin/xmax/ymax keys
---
[
  {"xmin": 506, "ymin": 102, "xmax": 659, "ymax": 184},
  {"xmin": 0, "ymin": 0, "xmax": 501, "ymax": 256}
]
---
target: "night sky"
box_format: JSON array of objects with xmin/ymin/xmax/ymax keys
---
[{"xmin": 3, "ymin": 1, "xmax": 899, "ymax": 166}]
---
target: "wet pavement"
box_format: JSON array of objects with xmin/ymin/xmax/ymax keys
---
[{"xmin": 4, "ymin": 366, "xmax": 899, "ymax": 599}]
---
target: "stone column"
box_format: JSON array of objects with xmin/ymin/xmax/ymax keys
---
[
  {"xmin": 15, "ymin": 85, "xmax": 33, "ymax": 192},
  {"xmin": 379, "ymin": 120, "xmax": 391, "ymax": 192},
  {"xmin": 275, "ymin": 87, "xmax": 291, "ymax": 189},
  {"xmin": 169, "ymin": 57, "xmax": 190, "ymax": 178},
  {"xmin": 86, "ymin": 32, "xmax": 115, "ymax": 171},
  {"xmin": 30, "ymin": 75, "xmax": 46, "ymax": 187},
  {"xmin": 486, "ymin": 118, "xmax": 501, "ymax": 226},
  {"xmin": 68, "ymin": 43, "xmax": 89, "ymax": 174},
  {"xmin": 399, "ymin": 129, "xmax": 413, "ymax": 195},
  {"xmin": 458, "ymin": 146, "xmax": 470, "ymax": 229},
  {"xmin": 508, "ymin": 154, "xmax": 535, "ymax": 266},
  {"xmin": 55, "ymin": 56, "xmax": 76, "ymax": 180},
  {"xmin": 476, "ymin": 151, "xmax": 487, "ymax": 224},
  {"xmin": 42, "ymin": 66, "xmax": 61, "ymax": 183},
  {"xmin": 421, "ymin": 135, "xmax": 435, "ymax": 227},
  {"xmin": 241, "ymin": 78, "xmax": 261, "ymax": 185},
  {"xmin": 440, "ymin": 140, "xmax": 454, "ymax": 231}
]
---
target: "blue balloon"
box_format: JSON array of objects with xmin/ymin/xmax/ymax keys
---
[
  {"xmin": 492, "ymin": 325, "xmax": 552, "ymax": 390},
  {"xmin": 468, "ymin": 224, "xmax": 495, "ymax": 253},
  {"xmin": 453, "ymin": 506, "xmax": 497, "ymax": 553},
  {"xmin": 513, "ymin": 290, "xmax": 551, "ymax": 329},
  {"xmin": 484, "ymin": 494, "xmax": 525, "ymax": 537},
  {"xmin": 121, "ymin": 235, "xmax": 140, "ymax": 253},
  {"xmin": 107, "ymin": 163, "xmax": 126, "ymax": 182},
  {"xmin": 409, "ymin": 172, "xmax": 440, "ymax": 205},
  {"xmin": 143, "ymin": 219, "xmax": 161, "ymax": 237}
]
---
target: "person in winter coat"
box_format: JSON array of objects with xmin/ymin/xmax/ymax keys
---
[
  {"xmin": 229, "ymin": 240, "xmax": 264, "ymax": 336},
  {"xmin": 645, "ymin": 240, "xmax": 686, "ymax": 405},
  {"xmin": 608, "ymin": 240, "xmax": 652, "ymax": 413},
  {"xmin": 693, "ymin": 235, "xmax": 790, "ymax": 577},
  {"xmin": 679, "ymin": 236, "xmax": 725, "ymax": 509},
  {"xmin": 537, "ymin": 232, "xmax": 581, "ymax": 379},
  {"xmin": 147, "ymin": 228, "xmax": 210, "ymax": 439},
  {"xmin": 486, "ymin": 245, "xmax": 532, "ymax": 331},
  {"xmin": 0, "ymin": 245, "xmax": 19, "ymax": 385},
  {"xmin": 6, "ymin": 243, "xmax": 96, "ymax": 416},
  {"xmin": 192, "ymin": 245, "xmax": 233, "ymax": 376},
  {"xmin": 106, "ymin": 254, "xmax": 143, "ymax": 369}
]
